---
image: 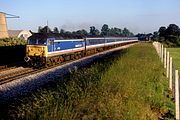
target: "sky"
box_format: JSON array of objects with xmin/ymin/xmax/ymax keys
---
[{"xmin": 0, "ymin": 0, "xmax": 180, "ymax": 34}]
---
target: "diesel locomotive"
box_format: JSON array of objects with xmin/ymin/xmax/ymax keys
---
[{"xmin": 24, "ymin": 33, "xmax": 138, "ymax": 67}]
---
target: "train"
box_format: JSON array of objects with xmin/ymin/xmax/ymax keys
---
[{"xmin": 24, "ymin": 33, "xmax": 138, "ymax": 67}]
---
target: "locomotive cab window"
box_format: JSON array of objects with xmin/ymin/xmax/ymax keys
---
[
  {"xmin": 28, "ymin": 39, "xmax": 37, "ymax": 45},
  {"xmin": 28, "ymin": 39, "xmax": 47, "ymax": 45},
  {"xmin": 38, "ymin": 39, "xmax": 47, "ymax": 45}
]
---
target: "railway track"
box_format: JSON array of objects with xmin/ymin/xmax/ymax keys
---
[
  {"xmin": 0, "ymin": 62, "xmax": 24, "ymax": 72},
  {"xmin": 0, "ymin": 68, "xmax": 36, "ymax": 85},
  {"xmin": 0, "ymin": 55, "xmax": 89, "ymax": 85},
  {"xmin": 0, "ymin": 43, "xmax": 138, "ymax": 86},
  {"xmin": 0, "ymin": 58, "xmax": 82, "ymax": 85}
]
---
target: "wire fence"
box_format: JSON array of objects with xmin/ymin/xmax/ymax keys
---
[{"xmin": 153, "ymin": 42, "xmax": 179, "ymax": 119}]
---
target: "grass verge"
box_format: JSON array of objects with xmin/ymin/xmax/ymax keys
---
[{"xmin": 2, "ymin": 43, "xmax": 174, "ymax": 120}]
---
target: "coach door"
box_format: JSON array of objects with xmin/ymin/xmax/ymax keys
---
[{"xmin": 48, "ymin": 40, "xmax": 54, "ymax": 52}]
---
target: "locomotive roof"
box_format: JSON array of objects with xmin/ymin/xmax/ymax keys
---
[{"xmin": 28, "ymin": 33, "xmax": 84, "ymax": 40}]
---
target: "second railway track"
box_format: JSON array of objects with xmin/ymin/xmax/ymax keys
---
[
  {"xmin": 0, "ymin": 68, "xmax": 35, "ymax": 85},
  {"xmin": 0, "ymin": 56, "xmax": 92, "ymax": 85}
]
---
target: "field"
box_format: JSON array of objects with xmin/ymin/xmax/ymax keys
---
[
  {"xmin": 167, "ymin": 48, "xmax": 180, "ymax": 71},
  {"xmin": 1, "ymin": 43, "xmax": 174, "ymax": 119}
]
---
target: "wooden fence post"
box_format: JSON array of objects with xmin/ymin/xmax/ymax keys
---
[
  {"xmin": 169, "ymin": 57, "xmax": 173, "ymax": 90},
  {"xmin": 159, "ymin": 43, "xmax": 161, "ymax": 57},
  {"xmin": 175, "ymin": 70, "xmax": 180, "ymax": 120},
  {"xmin": 157, "ymin": 42, "xmax": 160, "ymax": 56},
  {"xmin": 164, "ymin": 48, "xmax": 167, "ymax": 68},
  {"xmin": 159, "ymin": 43, "xmax": 161, "ymax": 58},
  {"xmin": 161, "ymin": 45, "xmax": 164, "ymax": 63},
  {"xmin": 167, "ymin": 52, "xmax": 169, "ymax": 78}
]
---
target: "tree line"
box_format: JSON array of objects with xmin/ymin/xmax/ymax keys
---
[
  {"xmin": 156, "ymin": 24, "xmax": 180, "ymax": 46},
  {"xmin": 37, "ymin": 24, "xmax": 134, "ymax": 37},
  {"xmin": 152, "ymin": 24, "xmax": 180, "ymax": 47}
]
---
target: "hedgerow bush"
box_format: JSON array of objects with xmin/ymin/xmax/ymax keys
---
[{"xmin": 0, "ymin": 37, "xmax": 26, "ymax": 46}]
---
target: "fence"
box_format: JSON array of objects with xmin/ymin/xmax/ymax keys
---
[{"xmin": 153, "ymin": 42, "xmax": 179, "ymax": 120}]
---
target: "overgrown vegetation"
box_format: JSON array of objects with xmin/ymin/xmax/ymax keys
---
[
  {"xmin": 2, "ymin": 44, "xmax": 174, "ymax": 119},
  {"xmin": 0, "ymin": 37, "xmax": 26, "ymax": 46}
]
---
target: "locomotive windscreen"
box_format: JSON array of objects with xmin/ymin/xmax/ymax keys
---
[{"xmin": 28, "ymin": 39, "xmax": 47, "ymax": 45}]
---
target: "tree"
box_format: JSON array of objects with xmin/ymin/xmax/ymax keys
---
[
  {"xmin": 158, "ymin": 26, "xmax": 166, "ymax": 37},
  {"xmin": 60, "ymin": 29, "xmax": 65, "ymax": 34},
  {"xmin": 38, "ymin": 26, "xmax": 52, "ymax": 33},
  {"xmin": 178, "ymin": 29, "xmax": 180, "ymax": 37},
  {"xmin": 101, "ymin": 24, "xmax": 109, "ymax": 36},
  {"xmin": 108, "ymin": 28, "xmax": 122, "ymax": 36},
  {"xmin": 38, "ymin": 26, "xmax": 43, "ymax": 33},
  {"xmin": 153, "ymin": 31, "xmax": 159, "ymax": 41},
  {"xmin": 94, "ymin": 29, "xmax": 100, "ymax": 36},
  {"xmin": 122, "ymin": 28, "xmax": 132, "ymax": 36},
  {"xmin": 155, "ymin": 24, "xmax": 180, "ymax": 46},
  {"xmin": 37, "ymin": 25, "xmax": 135, "ymax": 38},
  {"xmin": 89, "ymin": 26, "xmax": 100, "ymax": 36},
  {"xmin": 90, "ymin": 26, "xmax": 95, "ymax": 35},
  {"xmin": 53, "ymin": 27, "xmax": 59, "ymax": 33},
  {"xmin": 166, "ymin": 24, "xmax": 179, "ymax": 36},
  {"xmin": 64, "ymin": 31, "xmax": 72, "ymax": 36},
  {"xmin": 114, "ymin": 28, "xmax": 122, "ymax": 36},
  {"xmin": 76, "ymin": 29, "xmax": 88, "ymax": 36},
  {"xmin": 108, "ymin": 28, "xmax": 116, "ymax": 36}
]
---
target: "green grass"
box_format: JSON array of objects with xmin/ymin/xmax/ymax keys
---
[
  {"xmin": 167, "ymin": 48, "xmax": 180, "ymax": 71},
  {"xmin": 2, "ymin": 43, "xmax": 174, "ymax": 120}
]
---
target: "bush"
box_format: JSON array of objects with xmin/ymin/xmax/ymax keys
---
[{"xmin": 0, "ymin": 37, "xmax": 27, "ymax": 46}]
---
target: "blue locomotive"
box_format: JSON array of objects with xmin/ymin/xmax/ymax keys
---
[{"xmin": 24, "ymin": 33, "xmax": 138, "ymax": 67}]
